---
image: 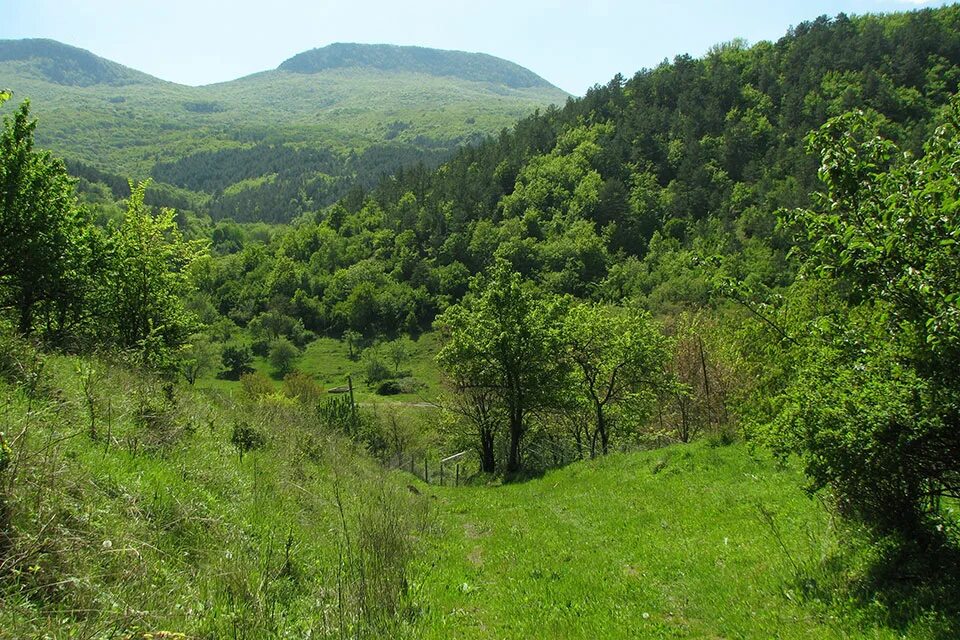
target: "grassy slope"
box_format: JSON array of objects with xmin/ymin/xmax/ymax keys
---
[
  {"xmin": 196, "ymin": 332, "xmax": 445, "ymax": 406},
  {"xmin": 0, "ymin": 349, "xmax": 427, "ymax": 638},
  {"xmin": 4, "ymin": 344, "xmax": 945, "ymax": 638},
  {"xmin": 414, "ymin": 443, "xmax": 910, "ymax": 639},
  {"xmin": 2, "ymin": 67, "xmax": 568, "ymax": 177}
]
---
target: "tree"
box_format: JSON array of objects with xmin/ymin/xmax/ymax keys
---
[
  {"xmin": 0, "ymin": 98, "xmax": 93, "ymax": 337},
  {"xmin": 436, "ymin": 261, "xmax": 568, "ymax": 474},
  {"xmin": 563, "ymin": 303, "xmax": 671, "ymax": 456},
  {"xmin": 221, "ymin": 345, "xmax": 254, "ymax": 379},
  {"xmin": 269, "ymin": 337, "xmax": 299, "ymax": 377},
  {"xmin": 770, "ymin": 100, "xmax": 960, "ymax": 537},
  {"xmin": 343, "ymin": 329, "xmax": 362, "ymax": 360},
  {"xmin": 385, "ymin": 336, "xmax": 413, "ymax": 374},
  {"xmin": 180, "ymin": 333, "xmax": 220, "ymax": 385},
  {"xmin": 106, "ymin": 181, "xmax": 207, "ymax": 368}
]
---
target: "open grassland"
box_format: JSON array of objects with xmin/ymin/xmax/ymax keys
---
[
  {"xmin": 413, "ymin": 442, "xmax": 952, "ymax": 639},
  {"xmin": 196, "ymin": 332, "xmax": 445, "ymax": 406},
  {"xmin": 5, "ymin": 68, "xmax": 567, "ymax": 177},
  {"xmin": 3, "ymin": 344, "xmax": 956, "ymax": 638}
]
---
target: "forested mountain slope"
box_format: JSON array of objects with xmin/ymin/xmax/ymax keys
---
[{"xmin": 197, "ymin": 7, "xmax": 960, "ymax": 337}]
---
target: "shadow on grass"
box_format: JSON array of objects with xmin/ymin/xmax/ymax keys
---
[{"xmin": 798, "ymin": 533, "xmax": 960, "ymax": 639}]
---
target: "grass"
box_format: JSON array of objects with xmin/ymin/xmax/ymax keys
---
[
  {"xmin": 410, "ymin": 442, "xmax": 944, "ymax": 639},
  {"xmin": 2, "ymin": 65, "xmax": 568, "ymax": 178},
  {"xmin": 196, "ymin": 332, "xmax": 445, "ymax": 407},
  {"xmin": 0, "ymin": 344, "xmax": 428, "ymax": 639},
  {"xmin": 4, "ymin": 338, "xmax": 958, "ymax": 638}
]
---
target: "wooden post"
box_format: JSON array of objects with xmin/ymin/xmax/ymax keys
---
[
  {"xmin": 409, "ymin": 455, "xmax": 414, "ymax": 474},
  {"xmin": 440, "ymin": 464, "xmax": 444, "ymax": 486},
  {"xmin": 347, "ymin": 375, "xmax": 356, "ymax": 418},
  {"xmin": 424, "ymin": 457, "xmax": 428, "ymax": 484},
  {"xmin": 456, "ymin": 464, "xmax": 460, "ymax": 487}
]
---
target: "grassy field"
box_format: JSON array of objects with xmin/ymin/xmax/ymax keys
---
[
  {"xmin": 3, "ymin": 64, "xmax": 568, "ymax": 178},
  {"xmin": 4, "ymin": 341, "xmax": 956, "ymax": 638},
  {"xmin": 410, "ymin": 442, "xmax": 947, "ymax": 640},
  {"xmin": 0, "ymin": 346, "xmax": 428, "ymax": 639},
  {"xmin": 196, "ymin": 332, "xmax": 445, "ymax": 406}
]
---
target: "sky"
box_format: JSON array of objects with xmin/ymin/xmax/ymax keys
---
[{"xmin": 1, "ymin": 0, "xmax": 954, "ymax": 95}]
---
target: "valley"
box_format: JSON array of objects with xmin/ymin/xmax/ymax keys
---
[{"xmin": 1, "ymin": 4, "xmax": 960, "ymax": 639}]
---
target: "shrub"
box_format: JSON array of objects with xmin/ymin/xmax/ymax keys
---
[
  {"xmin": 282, "ymin": 371, "xmax": 321, "ymax": 405},
  {"xmin": 221, "ymin": 344, "xmax": 254, "ymax": 379},
  {"xmin": 230, "ymin": 420, "xmax": 266, "ymax": 461},
  {"xmin": 268, "ymin": 338, "xmax": 299, "ymax": 377},
  {"xmin": 240, "ymin": 371, "xmax": 273, "ymax": 400}
]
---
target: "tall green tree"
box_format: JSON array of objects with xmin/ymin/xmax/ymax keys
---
[
  {"xmin": 436, "ymin": 261, "xmax": 568, "ymax": 474},
  {"xmin": 0, "ymin": 98, "xmax": 92, "ymax": 337},
  {"xmin": 106, "ymin": 181, "xmax": 207, "ymax": 368},
  {"xmin": 563, "ymin": 303, "xmax": 671, "ymax": 456}
]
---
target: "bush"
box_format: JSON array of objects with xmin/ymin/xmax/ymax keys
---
[
  {"xmin": 240, "ymin": 371, "xmax": 273, "ymax": 400},
  {"xmin": 769, "ymin": 103, "xmax": 960, "ymax": 538},
  {"xmin": 230, "ymin": 420, "xmax": 266, "ymax": 461},
  {"xmin": 363, "ymin": 354, "xmax": 393, "ymax": 384},
  {"xmin": 376, "ymin": 380, "xmax": 403, "ymax": 396},
  {"xmin": 268, "ymin": 338, "xmax": 299, "ymax": 377},
  {"xmin": 282, "ymin": 371, "xmax": 322, "ymax": 405},
  {"xmin": 221, "ymin": 344, "xmax": 254, "ymax": 379},
  {"xmin": 375, "ymin": 377, "xmax": 423, "ymax": 396}
]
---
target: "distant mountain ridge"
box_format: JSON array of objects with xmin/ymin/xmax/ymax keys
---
[
  {"xmin": 278, "ymin": 43, "xmax": 555, "ymax": 89},
  {"xmin": 0, "ymin": 38, "xmax": 568, "ymax": 222},
  {"xmin": 0, "ymin": 38, "xmax": 161, "ymax": 87},
  {"xmin": 0, "ymin": 38, "xmax": 562, "ymax": 92}
]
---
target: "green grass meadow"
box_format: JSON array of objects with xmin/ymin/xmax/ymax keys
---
[{"xmin": 3, "ymin": 343, "xmax": 956, "ymax": 638}]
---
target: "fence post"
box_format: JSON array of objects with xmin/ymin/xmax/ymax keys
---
[
  {"xmin": 456, "ymin": 464, "xmax": 460, "ymax": 487},
  {"xmin": 409, "ymin": 455, "xmax": 414, "ymax": 474},
  {"xmin": 440, "ymin": 463, "xmax": 444, "ymax": 486}
]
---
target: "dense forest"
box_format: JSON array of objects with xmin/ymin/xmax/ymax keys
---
[{"xmin": 2, "ymin": 5, "xmax": 960, "ymax": 638}]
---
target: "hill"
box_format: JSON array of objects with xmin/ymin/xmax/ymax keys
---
[
  {"xmin": 279, "ymin": 42, "xmax": 556, "ymax": 89},
  {"xmin": 0, "ymin": 39, "xmax": 568, "ymax": 222},
  {"xmin": 0, "ymin": 38, "xmax": 163, "ymax": 87},
  {"xmin": 188, "ymin": 7, "xmax": 960, "ymax": 336}
]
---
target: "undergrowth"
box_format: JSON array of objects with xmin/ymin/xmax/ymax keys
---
[{"xmin": 0, "ymin": 332, "xmax": 428, "ymax": 639}]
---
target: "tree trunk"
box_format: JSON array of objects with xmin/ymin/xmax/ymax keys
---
[
  {"xmin": 17, "ymin": 289, "xmax": 33, "ymax": 336},
  {"xmin": 480, "ymin": 428, "xmax": 496, "ymax": 473},
  {"xmin": 507, "ymin": 409, "xmax": 523, "ymax": 474},
  {"xmin": 596, "ymin": 402, "xmax": 609, "ymax": 455}
]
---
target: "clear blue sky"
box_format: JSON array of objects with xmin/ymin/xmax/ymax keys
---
[{"xmin": 1, "ymin": 0, "xmax": 953, "ymax": 95}]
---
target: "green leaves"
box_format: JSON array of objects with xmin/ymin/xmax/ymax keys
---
[
  {"xmin": 105, "ymin": 180, "xmax": 209, "ymax": 369},
  {"xmin": 562, "ymin": 302, "xmax": 672, "ymax": 455},
  {"xmin": 436, "ymin": 260, "xmax": 569, "ymax": 473},
  {"xmin": 771, "ymin": 95, "xmax": 960, "ymax": 536}
]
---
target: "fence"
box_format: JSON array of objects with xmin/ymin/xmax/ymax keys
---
[{"xmin": 389, "ymin": 449, "xmax": 473, "ymax": 486}]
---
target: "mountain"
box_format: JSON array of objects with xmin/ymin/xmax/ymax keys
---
[
  {"xmin": 0, "ymin": 39, "xmax": 568, "ymax": 221},
  {"xmin": 278, "ymin": 42, "xmax": 556, "ymax": 89},
  {"xmin": 0, "ymin": 38, "xmax": 163, "ymax": 87}
]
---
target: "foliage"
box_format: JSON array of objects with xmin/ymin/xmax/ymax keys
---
[
  {"xmin": 167, "ymin": 6, "xmax": 960, "ymax": 343},
  {"xmin": 180, "ymin": 333, "xmax": 219, "ymax": 384},
  {"xmin": 563, "ymin": 303, "xmax": 672, "ymax": 456},
  {"xmin": 768, "ymin": 98, "xmax": 960, "ymax": 536},
  {"xmin": 230, "ymin": 420, "xmax": 267, "ymax": 461},
  {"xmin": 240, "ymin": 370, "xmax": 274, "ymax": 400},
  {"xmin": 220, "ymin": 344, "xmax": 253, "ymax": 379},
  {"xmin": 0, "ymin": 98, "xmax": 94, "ymax": 339},
  {"xmin": 436, "ymin": 261, "xmax": 568, "ymax": 473},
  {"xmin": 105, "ymin": 181, "xmax": 207, "ymax": 369},
  {"xmin": 268, "ymin": 337, "xmax": 299, "ymax": 377},
  {"xmin": 281, "ymin": 370, "xmax": 322, "ymax": 405}
]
